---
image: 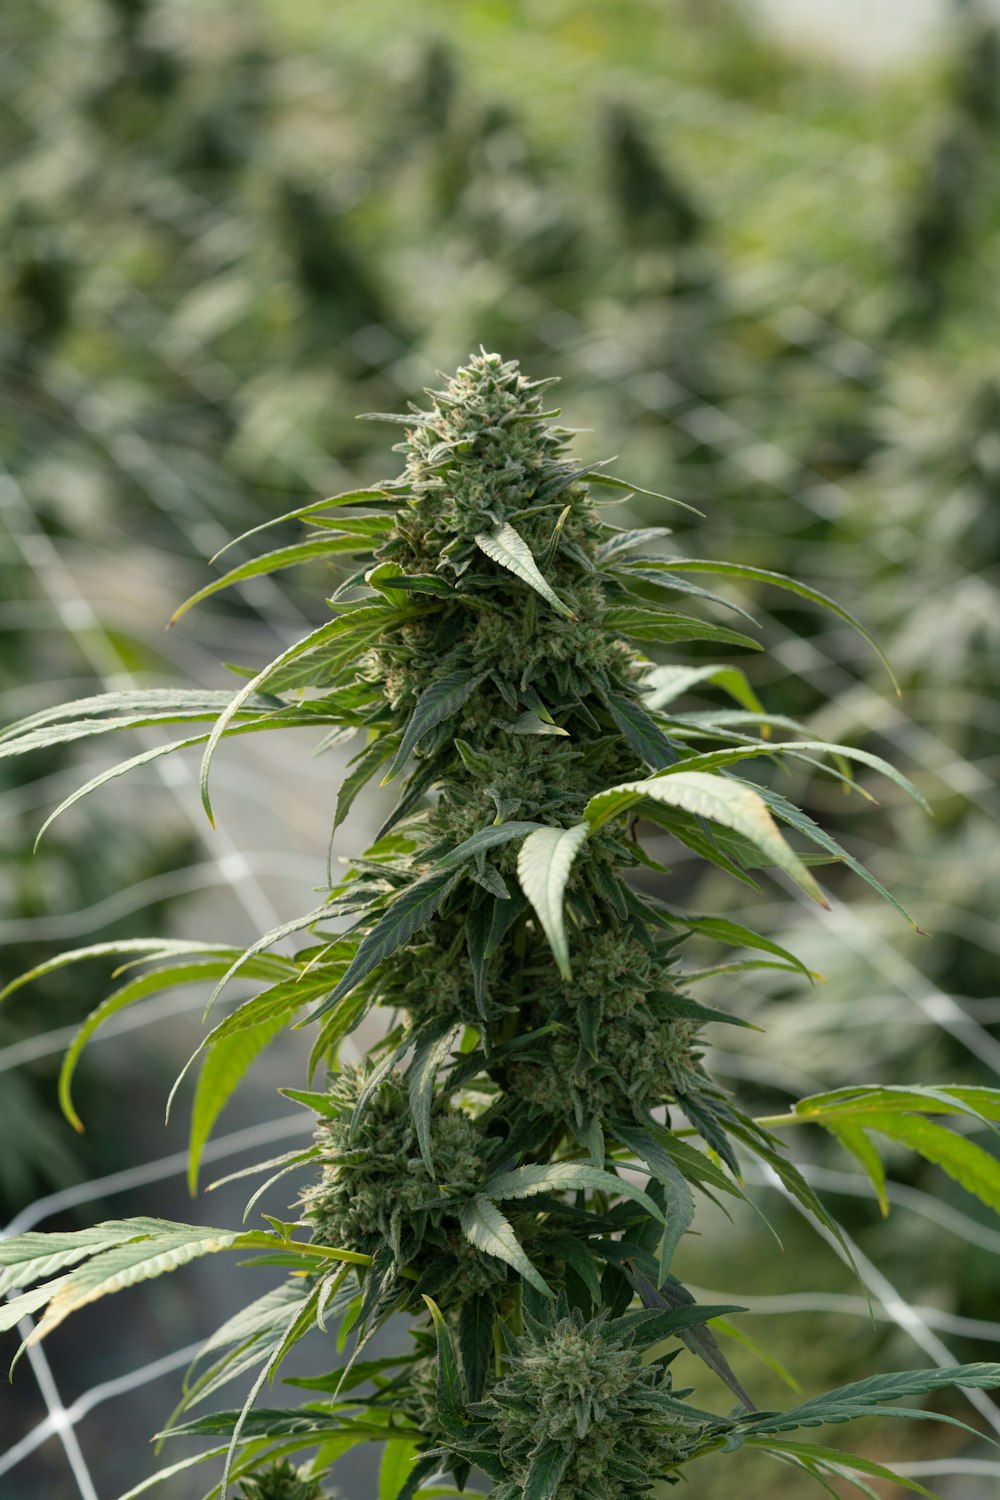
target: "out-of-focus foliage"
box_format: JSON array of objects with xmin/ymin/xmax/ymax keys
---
[{"xmin": 2, "ymin": 0, "xmax": 1000, "ymax": 1496}]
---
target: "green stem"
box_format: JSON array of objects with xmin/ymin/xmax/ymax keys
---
[{"xmin": 752, "ymin": 1112, "xmax": 800, "ymax": 1130}]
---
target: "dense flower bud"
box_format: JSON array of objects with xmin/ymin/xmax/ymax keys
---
[
  {"xmin": 472, "ymin": 1308, "xmax": 695, "ymax": 1500},
  {"xmin": 237, "ymin": 1460, "xmax": 330, "ymax": 1500},
  {"xmin": 301, "ymin": 1065, "xmax": 506, "ymax": 1299}
]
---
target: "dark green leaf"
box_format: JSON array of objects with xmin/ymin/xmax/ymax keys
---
[
  {"xmin": 434, "ymin": 822, "xmax": 543, "ymax": 870},
  {"xmin": 408, "ymin": 1024, "xmax": 460, "ymax": 1174},
  {"xmin": 459, "ymin": 1295, "xmax": 494, "ymax": 1402},
  {"xmin": 310, "ymin": 871, "xmax": 460, "ymax": 1020},
  {"xmin": 383, "ymin": 669, "xmax": 487, "ymax": 783},
  {"xmin": 604, "ymin": 690, "xmax": 679, "ymax": 769},
  {"xmin": 422, "ymin": 1296, "xmax": 466, "ymax": 1426},
  {"xmin": 522, "ymin": 1441, "xmax": 571, "ymax": 1500}
]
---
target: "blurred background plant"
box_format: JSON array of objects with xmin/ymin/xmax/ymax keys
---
[{"xmin": 2, "ymin": 0, "xmax": 1000, "ymax": 1496}]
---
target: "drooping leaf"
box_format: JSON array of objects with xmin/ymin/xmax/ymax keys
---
[
  {"xmin": 746, "ymin": 1363, "xmax": 1000, "ymax": 1437},
  {"xmin": 710, "ymin": 1318, "xmax": 801, "ymax": 1393},
  {"xmin": 604, "ymin": 607, "xmax": 761, "ymax": 652},
  {"xmin": 24, "ymin": 1222, "xmax": 251, "ymax": 1342},
  {"xmin": 516, "ymin": 824, "xmax": 590, "ymax": 978},
  {"xmin": 0, "ymin": 939, "xmax": 242, "ymax": 1008},
  {"xmin": 581, "ymin": 471, "xmax": 704, "ymax": 516},
  {"xmin": 826, "ymin": 1124, "xmax": 889, "ymax": 1216},
  {"xmin": 474, "ymin": 523, "xmax": 574, "ymax": 617},
  {"xmin": 743, "ymin": 1438, "xmax": 940, "ymax": 1498},
  {"xmin": 0, "ymin": 1277, "xmax": 75, "ymax": 1333},
  {"xmin": 169, "ymin": 539, "xmax": 381, "ymax": 625},
  {"xmin": 863, "ymin": 1114, "xmax": 1000, "ymax": 1216},
  {"xmin": 210, "ymin": 488, "xmax": 399, "ymax": 562},
  {"xmin": 729, "ymin": 1120, "xmax": 858, "ymax": 1271},
  {"xmin": 660, "ymin": 740, "xmax": 927, "ymax": 812},
  {"xmin": 750, "ymin": 781, "xmax": 920, "ymax": 929},
  {"xmin": 0, "ymin": 1221, "xmax": 163, "ymax": 1300},
  {"xmin": 793, "ymin": 1083, "xmax": 1000, "ymax": 1125},
  {"xmin": 611, "ymin": 1121, "xmax": 694, "ymax": 1278},
  {"xmin": 196, "ymin": 608, "xmax": 427, "ymax": 823},
  {"xmin": 630, "ymin": 1272, "xmax": 755, "ymax": 1410},
  {"xmin": 672, "ymin": 914, "xmax": 816, "ymax": 981},
  {"xmin": 187, "ymin": 1008, "xmax": 293, "ymax": 1192},
  {"xmin": 584, "ymin": 772, "xmax": 826, "ymax": 905},
  {"xmin": 660, "ymin": 558, "xmax": 899, "ymax": 692},
  {"xmin": 458, "ymin": 1198, "xmax": 551, "ymax": 1299}
]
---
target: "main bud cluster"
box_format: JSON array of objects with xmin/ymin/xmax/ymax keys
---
[{"xmin": 2, "ymin": 347, "xmax": 985, "ymax": 1500}]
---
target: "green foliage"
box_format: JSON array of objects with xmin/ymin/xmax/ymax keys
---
[{"xmin": 3, "ymin": 350, "xmax": 1000, "ymax": 1500}]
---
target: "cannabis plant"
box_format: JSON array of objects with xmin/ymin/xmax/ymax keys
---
[{"xmin": 4, "ymin": 351, "xmax": 1000, "ymax": 1500}]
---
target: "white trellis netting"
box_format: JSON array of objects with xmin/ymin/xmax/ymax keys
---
[{"xmin": 3, "ymin": 5, "xmax": 1000, "ymax": 1495}]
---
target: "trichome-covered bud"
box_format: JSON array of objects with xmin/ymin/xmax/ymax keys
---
[
  {"xmin": 301, "ymin": 1065, "xmax": 505, "ymax": 1298},
  {"xmin": 237, "ymin": 1459, "xmax": 330, "ymax": 1500},
  {"xmin": 472, "ymin": 1307, "xmax": 696, "ymax": 1500}
]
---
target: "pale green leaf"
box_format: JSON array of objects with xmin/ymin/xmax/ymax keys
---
[
  {"xmin": 380, "ymin": 1439, "xmax": 421, "ymax": 1500},
  {"xmin": 474, "ymin": 523, "xmax": 574, "ymax": 617},
  {"xmin": 516, "ymin": 824, "xmax": 589, "ymax": 978},
  {"xmin": 483, "ymin": 1162, "xmax": 663, "ymax": 1221},
  {"xmin": 188, "ymin": 1009, "xmax": 293, "ymax": 1193},
  {"xmin": 826, "ymin": 1125, "xmax": 889, "ymax": 1216},
  {"xmin": 865, "ymin": 1115, "xmax": 1000, "ymax": 1215},
  {"xmin": 584, "ymin": 771, "xmax": 826, "ymax": 905},
  {"xmin": 643, "ymin": 663, "xmax": 765, "ymax": 715},
  {"xmin": 0, "ymin": 1221, "xmax": 159, "ymax": 1298},
  {"xmin": 458, "ymin": 1197, "xmax": 552, "ymax": 1299}
]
